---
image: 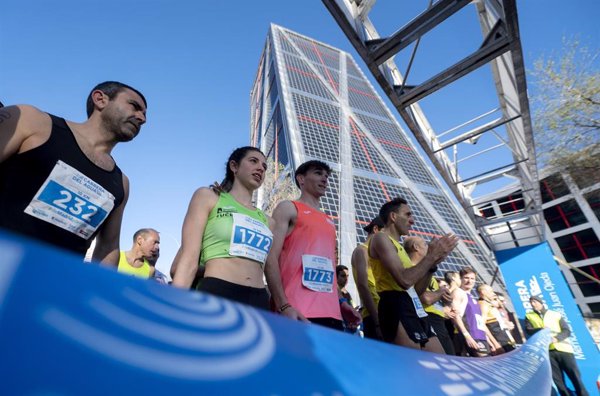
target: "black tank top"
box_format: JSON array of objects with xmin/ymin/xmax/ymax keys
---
[{"xmin": 0, "ymin": 114, "xmax": 124, "ymax": 255}]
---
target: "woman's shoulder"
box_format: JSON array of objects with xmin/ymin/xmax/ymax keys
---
[{"xmin": 190, "ymin": 186, "xmax": 220, "ymax": 208}]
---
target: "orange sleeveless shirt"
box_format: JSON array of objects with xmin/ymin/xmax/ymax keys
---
[{"xmin": 278, "ymin": 201, "xmax": 341, "ymax": 320}]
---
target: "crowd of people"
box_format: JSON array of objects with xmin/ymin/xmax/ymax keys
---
[{"xmin": 0, "ymin": 81, "xmax": 589, "ymax": 394}]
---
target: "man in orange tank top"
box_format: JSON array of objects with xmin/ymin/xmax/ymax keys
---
[{"xmin": 266, "ymin": 160, "xmax": 360, "ymax": 331}]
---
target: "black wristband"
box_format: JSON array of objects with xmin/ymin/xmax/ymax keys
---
[{"xmin": 428, "ymin": 265, "xmax": 438, "ymax": 274}]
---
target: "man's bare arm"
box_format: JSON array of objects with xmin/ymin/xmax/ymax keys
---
[
  {"xmin": 0, "ymin": 105, "xmax": 49, "ymax": 163},
  {"xmin": 415, "ymin": 273, "xmax": 433, "ymax": 295},
  {"xmin": 371, "ymin": 233, "xmax": 458, "ymax": 290},
  {"xmin": 264, "ymin": 201, "xmax": 307, "ymax": 322},
  {"xmin": 420, "ymin": 287, "xmax": 446, "ymax": 306},
  {"xmin": 171, "ymin": 188, "xmax": 216, "ymax": 288},
  {"xmin": 352, "ymin": 245, "xmax": 378, "ymax": 322},
  {"xmin": 92, "ymin": 174, "xmax": 129, "ymax": 266},
  {"xmin": 451, "ymin": 290, "xmax": 480, "ymax": 349}
]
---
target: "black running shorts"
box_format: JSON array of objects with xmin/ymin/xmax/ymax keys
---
[{"xmin": 378, "ymin": 290, "xmax": 436, "ymax": 346}]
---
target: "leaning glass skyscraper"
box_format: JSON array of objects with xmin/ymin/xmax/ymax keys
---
[{"xmin": 250, "ymin": 24, "xmax": 501, "ymax": 288}]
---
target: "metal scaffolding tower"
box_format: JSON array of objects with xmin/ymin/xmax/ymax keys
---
[{"xmin": 322, "ymin": 0, "xmax": 544, "ymax": 251}]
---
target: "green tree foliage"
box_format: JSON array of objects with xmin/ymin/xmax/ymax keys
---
[{"xmin": 530, "ymin": 38, "xmax": 600, "ymax": 179}]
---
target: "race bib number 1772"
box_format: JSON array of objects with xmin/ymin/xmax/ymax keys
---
[{"xmin": 229, "ymin": 213, "xmax": 273, "ymax": 264}]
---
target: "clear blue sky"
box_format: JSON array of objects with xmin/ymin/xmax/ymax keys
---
[{"xmin": 2, "ymin": 0, "xmax": 598, "ymax": 276}]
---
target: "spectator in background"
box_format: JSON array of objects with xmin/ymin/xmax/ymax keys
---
[
  {"xmin": 336, "ymin": 265, "xmax": 353, "ymax": 306},
  {"xmin": 444, "ymin": 271, "xmax": 463, "ymax": 351},
  {"xmin": 526, "ymin": 296, "xmax": 589, "ymax": 396},
  {"xmin": 496, "ymin": 292, "xmax": 526, "ymax": 344},
  {"xmin": 477, "ymin": 284, "xmax": 515, "ymax": 354},
  {"xmin": 146, "ymin": 246, "xmax": 168, "ymax": 285},
  {"xmin": 118, "ymin": 228, "xmax": 160, "ymax": 279},
  {"xmin": 336, "ymin": 264, "xmax": 361, "ymax": 333}
]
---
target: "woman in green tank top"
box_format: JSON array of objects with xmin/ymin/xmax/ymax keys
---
[{"xmin": 171, "ymin": 146, "xmax": 274, "ymax": 310}]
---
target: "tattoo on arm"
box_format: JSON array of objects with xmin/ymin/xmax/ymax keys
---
[{"xmin": 0, "ymin": 109, "xmax": 12, "ymax": 123}]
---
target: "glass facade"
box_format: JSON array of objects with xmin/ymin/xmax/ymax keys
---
[
  {"xmin": 477, "ymin": 170, "xmax": 600, "ymax": 318},
  {"xmin": 250, "ymin": 25, "xmax": 500, "ymax": 288},
  {"xmin": 544, "ymin": 199, "xmax": 587, "ymax": 233}
]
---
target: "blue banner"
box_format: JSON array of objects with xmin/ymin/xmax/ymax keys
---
[
  {"xmin": 0, "ymin": 231, "xmax": 553, "ymax": 395},
  {"xmin": 496, "ymin": 242, "xmax": 600, "ymax": 394}
]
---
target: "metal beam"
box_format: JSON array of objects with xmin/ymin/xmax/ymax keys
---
[
  {"xmin": 468, "ymin": 188, "xmax": 534, "ymax": 207},
  {"xmin": 480, "ymin": 224, "xmax": 543, "ymax": 236},
  {"xmin": 368, "ymin": 0, "xmax": 472, "ymax": 65},
  {"xmin": 394, "ymin": 22, "xmax": 511, "ymax": 106},
  {"xmin": 458, "ymin": 160, "xmax": 527, "ymax": 186},
  {"xmin": 323, "ymin": 0, "xmax": 543, "ymax": 252},
  {"xmin": 435, "ymin": 114, "xmax": 521, "ymax": 153}
]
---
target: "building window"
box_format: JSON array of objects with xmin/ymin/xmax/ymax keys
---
[
  {"xmin": 587, "ymin": 302, "xmax": 600, "ymax": 319},
  {"xmin": 555, "ymin": 228, "xmax": 600, "ymax": 262},
  {"xmin": 540, "ymin": 174, "xmax": 570, "ymax": 203},
  {"xmin": 544, "ymin": 199, "xmax": 587, "ymax": 233},
  {"xmin": 497, "ymin": 193, "xmax": 525, "ymax": 216},
  {"xmin": 585, "ymin": 190, "xmax": 600, "ymax": 221},
  {"xmin": 570, "ymin": 264, "xmax": 600, "ymax": 298},
  {"xmin": 478, "ymin": 203, "xmax": 496, "ymax": 219}
]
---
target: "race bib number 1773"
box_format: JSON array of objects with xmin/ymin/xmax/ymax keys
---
[
  {"xmin": 24, "ymin": 160, "xmax": 115, "ymax": 239},
  {"xmin": 302, "ymin": 255, "xmax": 334, "ymax": 293}
]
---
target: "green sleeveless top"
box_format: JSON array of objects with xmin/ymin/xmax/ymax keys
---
[{"xmin": 200, "ymin": 192, "xmax": 272, "ymax": 265}]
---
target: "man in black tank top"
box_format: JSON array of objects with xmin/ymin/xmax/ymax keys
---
[{"xmin": 0, "ymin": 81, "xmax": 147, "ymax": 266}]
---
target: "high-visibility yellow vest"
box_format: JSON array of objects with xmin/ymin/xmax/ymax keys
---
[{"xmin": 525, "ymin": 309, "xmax": 574, "ymax": 353}]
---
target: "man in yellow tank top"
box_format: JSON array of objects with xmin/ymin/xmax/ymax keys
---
[
  {"xmin": 369, "ymin": 197, "xmax": 458, "ymax": 352},
  {"xmin": 117, "ymin": 228, "xmax": 160, "ymax": 279},
  {"xmin": 351, "ymin": 216, "xmax": 385, "ymax": 340}
]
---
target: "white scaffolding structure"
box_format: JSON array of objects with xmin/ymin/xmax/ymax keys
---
[{"xmin": 322, "ymin": 0, "xmax": 544, "ymax": 251}]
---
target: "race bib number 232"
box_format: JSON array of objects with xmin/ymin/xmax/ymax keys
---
[{"xmin": 24, "ymin": 160, "xmax": 115, "ymax": 239}]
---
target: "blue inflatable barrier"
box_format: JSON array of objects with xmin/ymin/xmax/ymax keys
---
[{"xmin": 0, "ymin": 231, "xmax": 553, "ymax": 395}]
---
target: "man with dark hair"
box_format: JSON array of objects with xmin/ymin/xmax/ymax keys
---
[
  {"xmin": 352, "ymin": 216, "xmax": 385, "ymax": 340},
  {"xmin": 369, "ymin": 197, "xmax": 458, "ymax": 352},
  {"xmin": 293, "ymin": 159, "xmax": 331, "ymax": 188},
  {"xmin": 118, "ymin": 228, "xmax": 160, "ymax": 279},
  {"xmin": 266, "ymin": 160, "xmax": 357, "ymax": 331},
  {"xmin": 85, "ymin": 81, "xmax": 147, "ymax": 118},
  {"xmin": 451, "ymin": 267, "xmax": 498, "ymax": 357},
  {"xmin": 336, "ymin": 265, "xmax": 352, "ymax": 304},
  {"xmin": 336, "ymin": 264, "xmax": 361, "ymax": 333},
  {"xmin": 0, "ymin": 81, "xmax": 147, "ymax": 265},
  {"xmin": 526, "ymin": 296, "xmax": 588, "ymax": 396}
]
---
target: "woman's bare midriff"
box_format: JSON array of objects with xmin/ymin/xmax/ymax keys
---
[{"xmin": 203, "ymin": 257, "xmax": 265, "ymax": 288}]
